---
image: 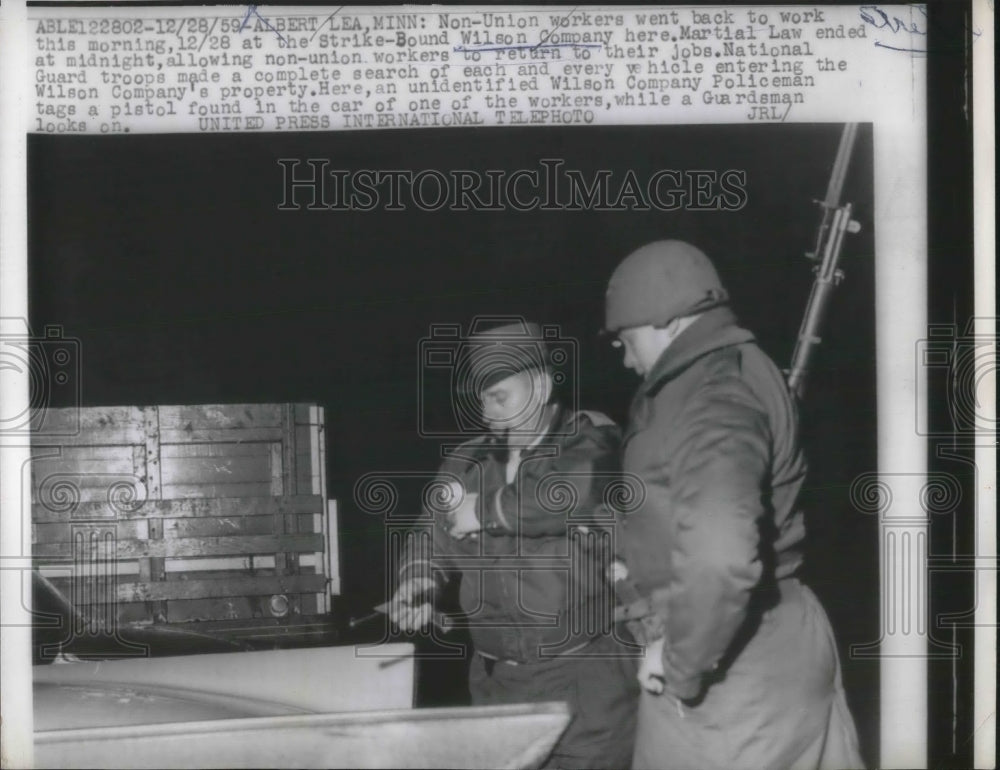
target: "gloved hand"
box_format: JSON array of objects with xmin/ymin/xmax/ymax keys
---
[
  {"xmin": 387, "ymin": 576, "xmax": 436, "ymax": 631},
  {"xmin": 637, "ymin": 636, "xmax": 666, "ymax": 694},
  {"xmin": 446, "ymin": 492, "xmax": 480, "ymax": 539},
  {"xmin": 609, "ymin": 558, "xmax": 629, "ymax": 583}
]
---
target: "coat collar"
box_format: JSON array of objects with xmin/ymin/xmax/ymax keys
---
[
  {"xmin": 639, "ymin": 306, "xmax": 755, "ymax": 398},
  {"xmin": 481, "ymin": 402, "xmax": 564, "ymax": 458}
]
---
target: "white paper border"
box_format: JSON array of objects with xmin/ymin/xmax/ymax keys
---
[{"xmin": 1, "ymin": 3, "xmax": 995, "ymax": 768}]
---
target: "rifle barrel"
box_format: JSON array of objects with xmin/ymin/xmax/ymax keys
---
[
  {"xmin": 824, "ymin": 123, "xmax": 859, "ymax": 207},
  {"xmin": 790, "ymin": 122, "xmax": 860, "ymax": 400}
]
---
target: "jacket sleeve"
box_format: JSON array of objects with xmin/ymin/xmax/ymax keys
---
[
  {"xmin": 396, "ymin": 511, "xmax": 457, "ymax": 588},
  {"xmin": 480, "ymin": 414, "xmax": 622, "ymax": 538},
  {"xmin": 654, "ymin": 378, "xmax": 771, "ymax": 700},
  {"xmin": 396, "ymin": 467, "xmax": 468, "ymax": 588}
]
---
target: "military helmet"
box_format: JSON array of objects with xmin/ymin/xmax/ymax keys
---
[{"xmin": 604, "ymin": 240, "xmax": 729, "ymax": 333}]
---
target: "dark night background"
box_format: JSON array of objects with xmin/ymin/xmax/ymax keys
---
[{"xmin": 30, "ymin": 124, "xmax": 881, "ymax": 760}]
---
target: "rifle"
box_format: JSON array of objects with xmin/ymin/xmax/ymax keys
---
[{"xmin": 787, "ymin": 123, "xmax": 862, "ymax": 399}]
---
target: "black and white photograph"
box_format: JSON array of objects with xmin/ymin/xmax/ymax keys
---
[{"xmin": 0, "ymin": 2, "xmax": 993, "ymax": 769}]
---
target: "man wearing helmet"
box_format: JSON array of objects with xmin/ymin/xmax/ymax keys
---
[
  {"xmin": 604, "ymin": 241, "xmax": 863, "ymax": 770},
  {"xmin": 389, "ymin": 319, "xmax": 639, "ymax": 770}
]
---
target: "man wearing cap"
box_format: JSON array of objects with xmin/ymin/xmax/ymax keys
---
[
  {"xmin": 603, "ymin": 241, "xmax": 863, "ymax": 770},
  {"xmin": 389, "ymin": 318, "xmax": 639, "ymax": 770}
]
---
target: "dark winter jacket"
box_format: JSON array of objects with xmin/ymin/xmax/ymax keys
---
[
  {"xmin": 619, "ymin": 305, "xmax": 808, "ymax": 699},
  {"xmin": 399, "ymin": 405, "xmax": 622, "ymax": 662}
]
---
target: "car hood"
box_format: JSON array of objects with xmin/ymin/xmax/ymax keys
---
[{"xmin": 35, "ymin": 680, "xmax": 309, "ymax": 731}]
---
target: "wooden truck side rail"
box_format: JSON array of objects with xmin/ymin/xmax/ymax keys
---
[{"xmin": 31, "ymin": 403, "xmax": 339, "ymax": 651}]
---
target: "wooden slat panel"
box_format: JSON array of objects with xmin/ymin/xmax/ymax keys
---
[
  {"xmin": 34, "ymin": 405, "xmax": 313, "ymax": 445},
  {"xmin": 167, "ymin": 596, "xmax": 257, "ymax": 623},
  {"xmin": 311, "ymin": 407, "xmax": 328, "ymax": 610},
  {"xmin": 165, "ymin": 556, "xmax": 276, "ymax": 573},
  {"xmin": 39, "ymin": 566, "xmax": 281, "ymax": 597},
  {"xmin": 35, "ymin": 534, "xmax": 323, "ymax": 560},
  {"xmin": 112, "ymin": 574, "xmax": 327, "ymax": 603},
  {"xmin": 33, "ymin": 452, "xmax": 137, "ymax": 473},
  {"xmin": 158, "ymin": 404, "xmax": 285, "ymax": 430},
  {"xmin": 179, "ymin": 594, "xmax": 305, "ymax": 623},
  {"xmin": 87, "ymin": 615, "xmax": 336, "ymax": 642},
  {"xmin": 33, "ymin": 470, "xmax": 141, "ymax": 493},
  {"xmin": 61, "ymin": 596, "xmax": 276, "ymax": 625},
  {"xmin": 37, "ymin": 573, "xmax": 116, "ymax": 599},
  {"xmin": 143, "ymin": 406, "xmax": 162, "ymax": 501},
  {"xmin": 163, "ymin": 515, "xmax": 277, "ymax": 538},
  {"xmin": 35, "ymin": 520, "xmax": 147, "ymax": 542},
  {"xmin": 277, "ymin": 505, "xmax": 300, "ymax": 576},
  {"xmin": 132, "ymin": 444, "xmax": 145, "ymax": 481},
  {"xmin": 31, "ymin": 406, "xmax": 145, "ymax": 446},
  {"xmin": 269, "ymin": 442, "xmax": 283, "ymax": 496},
  {"xmin": 33, "ymin": 483, "xmax": 147, "ymax": 509},
  {"xmin": 143, "ymin": 617, "xmax": 332, "ymax": 635},
  {"xmin": 161, "ymin": 481, "xmax": 273, "ymax": 499},
  {"xmin": 32, "ymin": 495, "xmax": 323, "ymax": 522},
  {"xmin": 295, "ymin": 424, "xmax": 314, "ymax": 493},
  {"xmin": 48, "ymin": 574, "xmax": 326, "ymax": 605},
  {"xmin": 145, "ymin": 513, "xmax": 168, "ymax": 620},
  {"xmin": 312, "ymin": 408, "xmax": 329, "ymax": 610},
  {"xmin": 31, "ymin": 403, "xmax": 329, "ymax": 630},
  {"xmin": 37, "ymin": 561, "xmax": 142, "ymax": 578},
  {"xmin": 296, "ymin": 513, "xmax": 315, "ymax": 533},
  {"xmin": 160, "ymin": 454, "xmax": 271, "ymax": 485},
  {"xmin": 32, "ymin": 446, "xmax": 142, "ymax": 507},
  {"xmin": 159, "ymin": 428, "xmax": 285, "ymax": 444},
  {"xmin": 327, "ymin": 500, "xmax": 340, "ymax": 596},
  {"xmin": 167, "ymin": 556, "xmax": 277, "ymax": 580},
  {"xmin": 51, "ymin": 589, "xmax": 322, "ymax": 625},
  {"xmin": 282, "ymin": 405, "xmax": 296, "ymax": 497},
  {"xmin": 161, "ymin": 443, "xmax": 274, "ymax": 459}
]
